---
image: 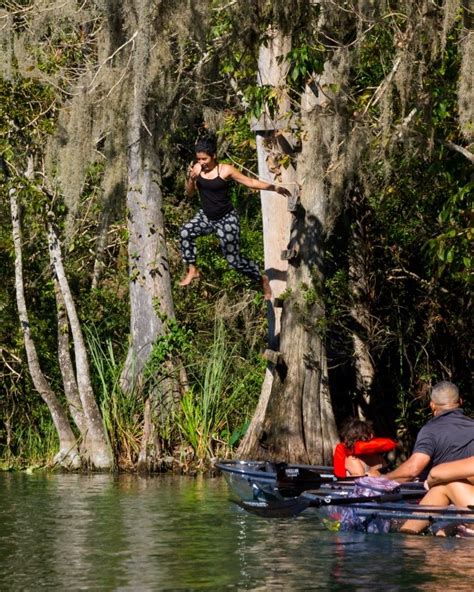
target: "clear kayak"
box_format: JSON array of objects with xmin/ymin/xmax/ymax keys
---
[{"xmin": 217, "ymin": 461, "xmax": 474, "ymax": 537}]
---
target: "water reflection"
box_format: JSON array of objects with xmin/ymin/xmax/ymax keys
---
[{"xmin": 0, "ymin": 473, "xmax": 473, "ymax": 591}]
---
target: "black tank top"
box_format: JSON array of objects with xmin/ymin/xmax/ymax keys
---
[{"xmin": 196, "ymin": 168, "xmax": 233, "ymax": 220}]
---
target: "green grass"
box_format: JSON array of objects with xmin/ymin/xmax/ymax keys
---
[
  {"xmin": 85, "ymin": 325, "xmax": 143, "ymax": 469},
  {"xmin": 175, "ymin": 319, "xmax": 252, "ymax": 467}
]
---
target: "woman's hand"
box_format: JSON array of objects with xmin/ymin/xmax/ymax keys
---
[
  {"xmin": 185, "ymin": 163, "xmax": 200, "ymax": 196},
  {"xmin": 275, "ymin": 185, "xmax": 292, "ymax": 198},
  {"xmin": 187, "ymin": 163, "xmax": 200, "ymax": 181}
]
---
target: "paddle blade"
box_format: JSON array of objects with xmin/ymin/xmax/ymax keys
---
[{"xmin": 233, "ymin": 497, "xmax": 311, "ymax": 518}]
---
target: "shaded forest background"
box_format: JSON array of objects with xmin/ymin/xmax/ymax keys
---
[{"xmin": 1, "ymin": 0, "xmax": 472, "ymax": 471}]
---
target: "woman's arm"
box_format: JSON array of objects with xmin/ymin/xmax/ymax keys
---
[
  {"xmin": 224, "ymin": 164, "xmax": 291, "ymax": 197},
  {"xmin": 427, "ymin": 457, "xmax": 474, "ymax": 488},
  {"xmin": 185, "ymin": 163, "xmax": 201, "ymax": 197},
  {"xmin": 345, "ymin": 456, "xmax": 367, "ymax": 477}
]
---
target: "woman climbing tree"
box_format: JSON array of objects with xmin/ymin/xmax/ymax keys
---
[{"xmin": 179, "ymin": 136, "xmax": 291, "ymax": 299}]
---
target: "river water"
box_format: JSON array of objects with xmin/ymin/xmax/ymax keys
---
[{"xmin": 0, "ymin": 472, "xmax": 473, "ymax": 591}]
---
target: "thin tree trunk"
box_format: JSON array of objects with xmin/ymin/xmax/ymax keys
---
[
  {"xmin": 53, "ymin": 281, "xmax": 89, "ymax": 436},
  {"xmin": 10, "ymin": 188, "xmax": 81, "ymax": 468},
  {"xmin": 47, "ymin": 218, "xmax": 113, "ymax": 469},
  {"xmin": 348, "ymin": 199, "xmax": 375, "ymax": 418}
]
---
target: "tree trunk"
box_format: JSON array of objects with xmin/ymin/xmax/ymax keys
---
[
  {"xmin": 47, "ymin": 218, "xmax": 113, "ymax": 469},
  {"xmin": 54, "ymin": 280, "xmax": 89, "ymax": 436},
  {"xmin": 120, "ymin": 4, "xmax": 180, "ymax": 395},
  {"xmin": 239, "ymin": 45, "xmax": 353, "ymax": 464},
  {"xmin": 10, "ymin": 188, "xmax": 81, "ymax": 469},
  {"xmin": 254, "ymin": 29, "xmax": 295, "ymax": 344},
  {"xmin": 239, "ymin": 29, "xmax": 295, "ymax": 454},
  {"xmin": 348, "ymin": 194, "xmax": 375, "ymax": 419},
  {"xmin": 119, "ymin": 5, "xmax": 186, "ymax": 469}
]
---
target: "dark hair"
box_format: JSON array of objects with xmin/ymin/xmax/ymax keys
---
[
  {"xmin": 195, "ymin": 135, "xmax": 217, "ymax": 156},
  {"xmin": 340, "ymin": 418, "xmax": 374, "ymax": 448}
]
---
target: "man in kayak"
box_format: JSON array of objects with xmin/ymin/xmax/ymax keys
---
[{"xmin": 370, "ymin": 381, "xmax": 474, "ymax": 482}]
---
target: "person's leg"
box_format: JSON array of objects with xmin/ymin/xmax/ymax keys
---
[
  {"xmin": 399, "ymin": 486, "xmax": 451, "ymax": 534},
  {"xmin": 442, "ymin": 481, "xmax": 474, "ymax": 507},
  {"xmin": 179, "ymin": 210, "xmax": 212, "ymax": 286},
  {"xmin": 446, "ymin": 482, "xmax": 474, "ymax": 537},
  {"xmin": 400, "ymin": 482, "xmax": 474, "ymax": 535},
  {"xmin": 214, "ymin": 211, "xmax": 271, "ymax": 299}
]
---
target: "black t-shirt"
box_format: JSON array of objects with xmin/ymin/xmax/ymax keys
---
[{"xmin": 413, "ymin": 408, "xmax": 474, "ymax": 468}]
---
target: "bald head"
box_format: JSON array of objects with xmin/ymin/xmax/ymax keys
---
[{"xmin": 430, "ymin": 381, "xmax": 460, "ymax": 406}]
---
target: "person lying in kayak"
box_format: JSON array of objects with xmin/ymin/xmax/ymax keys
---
[
  {"xmin": 400, "ymin": 456, "xmax": 474, "ymax": 535},
  {"xmin": 179, "ymin": 135, "xmax": 291, "ymax": 299},
  {"xmin": 333, "ymin": 418, "xmax": 398, "ymax": 478}
]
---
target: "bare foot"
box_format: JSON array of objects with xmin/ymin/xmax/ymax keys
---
[
  {"xmin": 179, "ymin": 266, "xmax": 200, "ymax": 286},
  {"xmin": 261, "ymin": 274, "xmax": 272, "ymax": 300}
]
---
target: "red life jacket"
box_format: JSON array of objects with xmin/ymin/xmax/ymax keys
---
[{"xmin": 333, "ymin": 438, "xmax": 398, "ymax": 478}]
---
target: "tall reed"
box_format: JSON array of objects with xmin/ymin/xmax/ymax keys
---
[
  {"xmin": 85, "ymin": 326, "xmax": 143, "ymax": 468},
  {"xmin": 175, "ymin": 319, "xmax": 249, "ymax": 466},
  {"xmin": 1, "ymin": 418, "xmax": 58, "ymax": 470}
]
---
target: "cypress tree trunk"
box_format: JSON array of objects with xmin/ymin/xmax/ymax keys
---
[
  {"xmin": 120, "ymin": 4, "xmax": 182, "ymax": 397},
  {"xmin": 239, "ymin": 44, "xmax": 353, "ymax": 464},
  {"xmin": 119, "ymin": 2, "xmax": 188, "ymax": 470},
  {"xmin": 254, "ymin": 29, "xmax": 295, "ymax": 343},
  {"xmin": 239, "ymin": 28, "xmax": 295, "ymax": 455}
]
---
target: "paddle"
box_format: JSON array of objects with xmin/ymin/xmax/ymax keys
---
[
  {"xmin": 236, "ymin": 488, "xmax": 424, "ymax": 519},
  {"xmin": 346, "ymin": 501, "xmax": 474, "ymax": 515},
  {"xmin": 350, "ymin": 507, "xmax": 474, "ymax": 524}
]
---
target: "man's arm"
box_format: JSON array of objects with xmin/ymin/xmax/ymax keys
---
[{"xmin": 380, "ymin": 452, "xmax": 431, "ymax": 482}]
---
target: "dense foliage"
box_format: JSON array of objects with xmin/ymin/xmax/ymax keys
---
[{"xmin": 1, "ymin": 0, "xmax": 472, "ymax": 469}]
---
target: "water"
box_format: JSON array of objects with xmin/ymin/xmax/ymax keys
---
[{"xmin": 0, "ymin": 473, "xmax": 473, "ymax": 591}]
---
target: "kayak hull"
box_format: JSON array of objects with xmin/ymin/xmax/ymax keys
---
[{"xmin": 216, "ymin": 459, "xmax": 340, "ymax": 502}]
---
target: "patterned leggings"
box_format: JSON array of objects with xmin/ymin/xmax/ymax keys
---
[{"xmin": 179, "ymin": 209, "xmax": 261, "ymax": 282}]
